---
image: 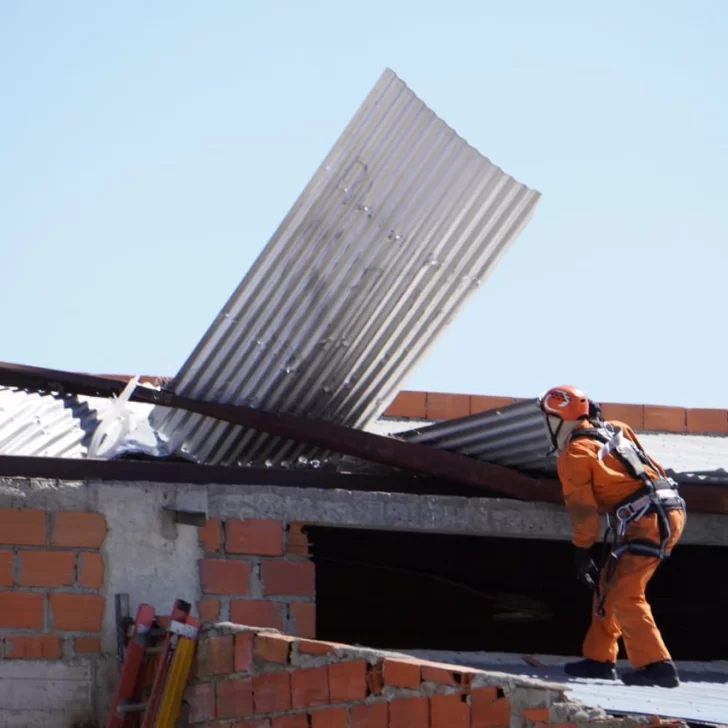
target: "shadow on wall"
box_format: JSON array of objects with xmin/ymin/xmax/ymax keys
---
[{"xmin": 308, "ymin": 526, "xmax": 728, "ymax": 661}]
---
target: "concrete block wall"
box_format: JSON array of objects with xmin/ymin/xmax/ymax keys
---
[
  {"xmin": 185, "ymin": 624, "xmax": 685, "ymax": 728},
  {"xmin": 197, "ymin": 518, "xmax": 315, "ymax": 639},
  {"xmin": 0, "ymin": 507, "xmax": 108, "ymax": 660}
]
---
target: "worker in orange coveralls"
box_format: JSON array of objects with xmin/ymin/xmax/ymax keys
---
[{"xmin": 538, "ymin": 385, "xmax": 686, "ymax": 688}]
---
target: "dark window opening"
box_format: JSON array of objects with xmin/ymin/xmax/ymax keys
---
[{"xmin": 308, "ymin": 526, "xmax": 728, "ymax": 662}]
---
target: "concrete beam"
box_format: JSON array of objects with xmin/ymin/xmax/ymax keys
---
[{"xmin": 2, "ymin": 477, "xmax": 726, "ymax": 547}]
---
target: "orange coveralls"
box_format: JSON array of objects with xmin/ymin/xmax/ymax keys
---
[{"xmin": 556, "ymin": 419, "xmax": 685, "ymax": 669}]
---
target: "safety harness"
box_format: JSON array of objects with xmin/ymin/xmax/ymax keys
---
[{"xmin": 568, "ymin": 420, "xmax": 686, "ymax": 617}]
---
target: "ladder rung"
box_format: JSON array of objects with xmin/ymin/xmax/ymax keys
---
[
  {"xmin": 117, "ymin": 702, "xmax": 148, "ymax": 713},
  {"xmin": 146, "ymin": 646, "xmax": 163, "ymax": 655}
]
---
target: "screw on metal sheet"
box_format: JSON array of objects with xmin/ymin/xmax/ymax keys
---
[
  {"xmin": 425, "ymin": 254, "xmax": 442, "ymax": 268},
  {"xmin": 311, "ymin": 459, "xmax": 321, "ymax": 468},
  {"xmin": 264, "ymin": 459, "xmax": 273, "ymax": 468}
]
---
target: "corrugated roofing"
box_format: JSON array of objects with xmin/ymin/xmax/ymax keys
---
[
  {"xmin": 0, "ymin": 387, "xmax": 97, "ymax": 458},
  {"xmin": 398, "ymin": 398, "xmax": 556, "ymax": 474},
  {"xmin": 148, "ymin": 68, "xmax": 541, "ymax": 467},
  {"xmin": 396, "ymin": 398, "xmax": 728, "ymax": 480},
  {"xmin": 0, "ymin": 386, "xmax": 163, "ymax": 460}
]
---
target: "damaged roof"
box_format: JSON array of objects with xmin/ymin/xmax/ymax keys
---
[{"xmin": 147, "ymin": 68, "xmax": 540, "ymax": 468}]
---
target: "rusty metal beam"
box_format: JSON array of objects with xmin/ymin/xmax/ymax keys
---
[
  {"xmin": 0, "ymin": 361, "xmax": 550, "ymax": 502},
  {"xmin": 0, "ymin": 455, "xmax": 499, "ymax": 498},
  {"xmin": 1, "ymin": 361, "xmax": 726, "ymax": 515}
]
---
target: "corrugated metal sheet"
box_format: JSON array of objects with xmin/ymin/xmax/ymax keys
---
[
  {"xmin": 0, "ymin": 387, "xmax": 97, "ymax": 458},
  {"xmin": 0, "ymin": 387, "xmax": 162, "ymax": 460},
  {"xmin": 397, "ymin": 398, "xmax": 728, "ymax": 479},
  {"xmin": 398, "ymin": 398, "xmax": 557, "ymax": 474},
  {"xmin": 149, "ymin": 68, "xmax": 542, "ymax": 467}
]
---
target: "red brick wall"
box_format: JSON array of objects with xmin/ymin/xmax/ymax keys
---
[
  {"xmin": 198, "ymin": 519, "xmax": 315, "ymax": 638},
  {"xmin": 185, "ymin": 626, "xmax": 679, "ymax": 728},
  {"xmin": 0, "ymin": 508, "xmax": 107, "ymax": 659},
  {"xmin": 383, "ymin": 391, "xmax": 728, "ymax": 435}
]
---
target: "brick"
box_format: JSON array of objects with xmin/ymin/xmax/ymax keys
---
[
  {"xmin": 253, "ymin": 672, "xmax": 291, "ymax": 713},
  {"xmin": 18, "ymin": 550, "xmax": 74, "ymax": 586},
  {"xmin": 431, "ymin": 693, "xmax": 469, "ymax": 728},
  {"xmin": 328, "ymin": 659, "xmax": 367, "ymax": 702},
  {"xmin": 522, "ymin": 707, "xmax": 550, "ymax": 722},
  {"xmin": 0, "ymin": 550, "xmax": 13, "ymax": 586},
  {"xmin": 383, "ymin": 390, "xmax": 427, "ymax": 418},
  {"xmin": 285, "ymin": 523, "xmax": 309, "ymax": 556},
  {"xmin": 74, "ymin": 636, "xmax": 102, "ymax": 654},
  {"xmin": 600, "ymin": 402, "xmax": 645, "ymax": 430},
  {"xmin": 78, "ymin": 551, "xmax": 104, "ymax": 589},
  {"xmin": 217, "ymin": 676, "xmax": 254, "ymax": 720},
  {"xmin": 426, "ymin": 392, "xmax": 470, "ymax": 420},
  {"xmin": 200, "ymin": 519, "xmax": 222, "ymax": 553},
  {"xmin": 186, "ymin": 682, "xmax": 215, "ymax": 723},
  {"xmin": 235, "ymin": 632, "xmax": 255, "ymax": 672},
  {"xmin": 382, "ymin": 658, "xmax": 421, "ymax": 688},
  {"xmin": 261, "ymin": 560, "xmax": 315, "ymax": 597},
  {"xmin": 289, "ymin": 601, "xmax": 315, "ymax": 638},
  {"xmin": 50, "ymin": 593, "xmax": 104, "ymax": 631},
  {"xmin": 52, "ymin": 511, "xmax": 107, "ymax": 548},
  {"xmin": 350, "ymin": 703, "xmax": 387, "ymax": 728},
  {"xmin": 227, "ymin": 519, "xmax": 283, "ymax": 555},
  {"xmin": 298, "ymin": 639, "xmax": 337, "ymax": 656},
  {"xmin": 0, "ymin": 592, "xmax": 44, "ymax": 628},
  {"xmin": 389, "ymin": 696, "xmax": 428, "ymax": 728},
  {"xmin": 421, "ymin": 663, "xmax": 469, "ymax": 686},
  {"xmin": 198, "ymin": 598, "xmax": 221, "ymax": 622},
  {"xmin": 200, "ymin": 559, "xmax": 251, "ymax": 595},
  {"xmin": 644, "ymin": 405, "xmax": 686, "ymax": 433},
  {"xmin": 232, "ymin": 721, "xmax": 271, "ymax": 728},
  {"xmin": 291, "ymin": 665, "xmax": 329, "ymax": 708},
  {"xmin": 310, "ymin": 708, "xmax": 348, "ymax": 728},
  {"xmin": 0, "ymin": 508, "xmax": 45, "ymax": 545},
  {"xmin": 687, "ymin": 408, "xmax": 728, "ymax": 434},
  {"xmin": 5, "ymin": 635, "xmax": 61, "ymax": 659},
  {"xmin": 231, "ymin": 599, "xmax": 284, "ymax": 630},
  {"xmin": 254, "ymin": 634, "xmax": 294, "ymax": 664},
  {"xmin": 366, "ymin": 662, "xmax": 384, "ymax": 694},
  {"xmin": 197, "ymin": 634, "xmax": 234, "ymax": 677},
  {"xmin": 272, "ymin": 717, "xmax": 308, "ymax": 728},
  {"xmin": 472, "ymin": 687, "xmax": 511, "ymax": 728},
  {"xmin": 470, "ymin": 395, "xmax": 515, "ymax": 414}
]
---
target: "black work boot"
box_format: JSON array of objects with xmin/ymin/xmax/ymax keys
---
[
  {"xmin": 621, "ymin": 660, "xmax": 680, "ymax": 688},
  {"xmin": 563, "ymin": 658, "xmax": 617, "ymax": 680}
]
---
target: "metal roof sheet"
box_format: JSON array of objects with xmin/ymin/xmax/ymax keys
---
[
  {"xmin": 0, "ymin": 386, "xmax": 163, "ymax": 460},
  {"xmin": 398, "ymin": 398, "xmax": 556, "ymax": 474},
  {"xmin": 396, "ymin": 399, "xmax": 728, "ymax": 479},
  {"xmin": 0, "ymin": 387, "xmax": 96, "ymax": 458},
  {"xmin": 148, "ymin": 68, "xmax": 541, "ymax": 467}
]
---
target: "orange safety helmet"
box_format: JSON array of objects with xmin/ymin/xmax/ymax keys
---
[
  {"xmin": 540, "ymin": 385, "xmax": 590, "ymax": 421},
  {"xmin": 539, "ymin": 385, "xmax": 591, "ymax": 452}
]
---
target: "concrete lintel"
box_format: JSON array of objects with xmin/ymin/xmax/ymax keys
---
[{"xmin": 0, "ymin": 478, "xmax": 726, "ymax": 546}]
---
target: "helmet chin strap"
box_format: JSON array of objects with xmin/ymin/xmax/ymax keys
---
[{"xmin": 545, "ymin": 416, "xmax": 580, "ymax": 455}]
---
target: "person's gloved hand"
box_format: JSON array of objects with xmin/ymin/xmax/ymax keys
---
[{"xmin": 574, "ymin": 547, "xmax": 600, "ymax": 589}]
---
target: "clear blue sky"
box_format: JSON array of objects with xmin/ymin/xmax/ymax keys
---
[{"xmin": 1, "ymin": 1, "xmax": 726, "ymax": 408}]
